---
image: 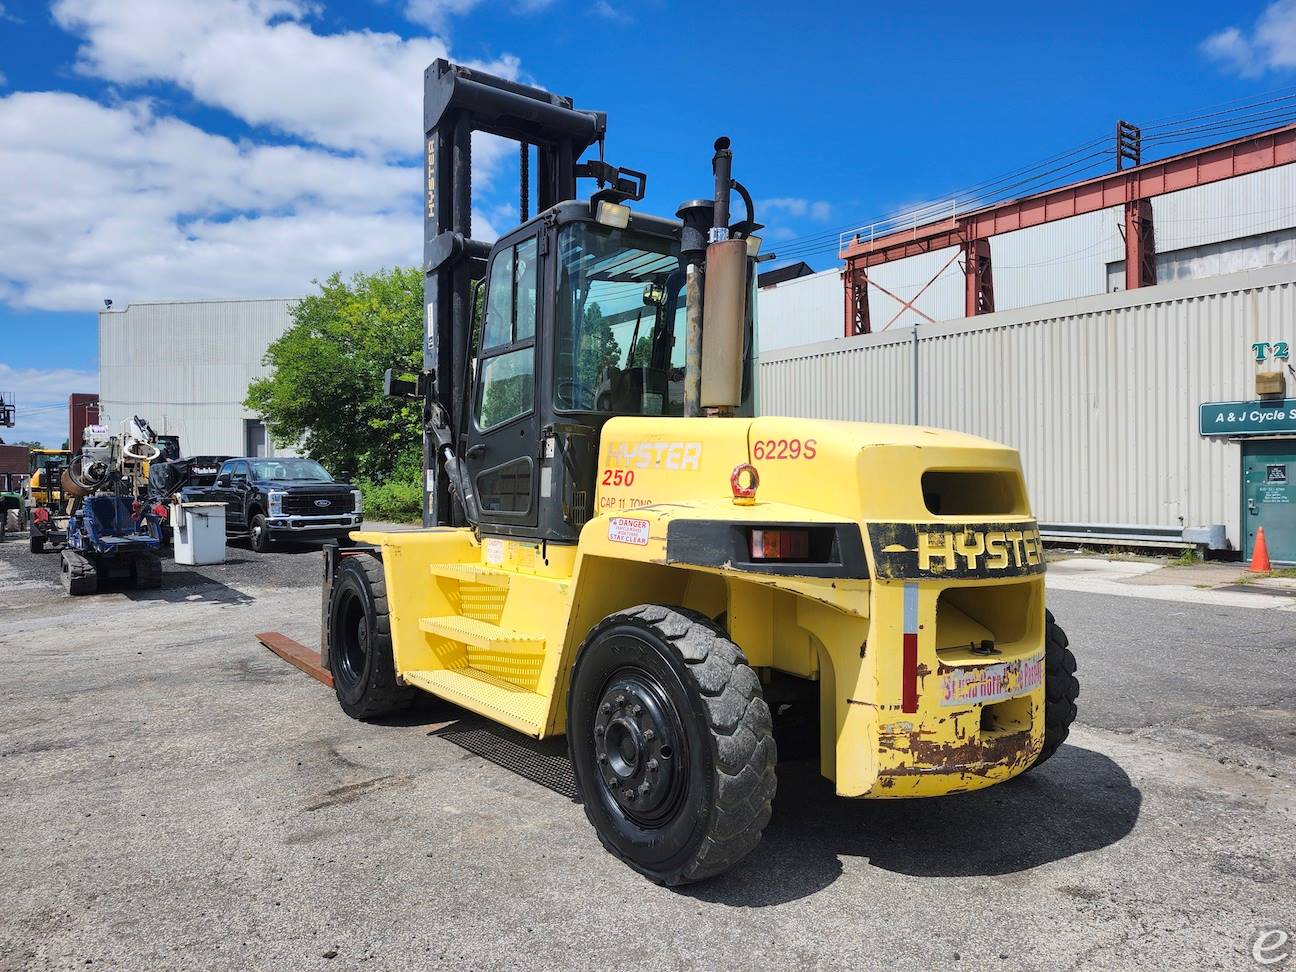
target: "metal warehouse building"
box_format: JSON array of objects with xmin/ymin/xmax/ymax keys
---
[
  {"xmin": 99, "ymin": 298, "xmax": 301, "ymax": 458},
  {"xmin": 757, "ymin": 124, "xmax": 1296, "ymax": 562}
]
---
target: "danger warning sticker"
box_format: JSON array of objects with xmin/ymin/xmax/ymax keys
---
[
  {"xmin": 607, "ymin": 517, "xmax": 650, "ymax": 546},
  {"xmin": 940, "ymin": 653, "xmax": 1044, "ymax": 707}
]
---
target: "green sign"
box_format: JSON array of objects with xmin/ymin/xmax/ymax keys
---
[{"xmin": 1200, "ymin": 400, "xmax": 1296, "ymax": 437}]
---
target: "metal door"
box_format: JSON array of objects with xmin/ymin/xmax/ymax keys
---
[
  {"xmin": 245, "ymin": 420, "xmax": 269, "ymax": 458},
  {"xmin": 464, "ymin": 232, "xmax": 541, "ymax": 533},
  {"xmin": 226, "ymin": 459, "xmax": 251, "ymax": 531},
  {"xmin": 1243, "ymin": 439, "xmax": 1296, "ymax": 565}
]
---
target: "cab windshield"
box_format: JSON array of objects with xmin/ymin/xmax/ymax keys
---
[
  {"xmin": 554, "ymin": 222, "xmax": 688, "ymax": 416},
  {"xmin": 250, "ymin": 458, "xmax": 333, "ymax": 482}
]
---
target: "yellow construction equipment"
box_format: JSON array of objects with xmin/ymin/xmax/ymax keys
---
[{"xmin": 317, "ymin": 60, "xmax": 1079, "ymax": 885}]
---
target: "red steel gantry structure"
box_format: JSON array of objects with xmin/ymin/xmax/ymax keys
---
[{"xmin": 840, "ymin": 123, "xmax": 1296, "ymax": 336}]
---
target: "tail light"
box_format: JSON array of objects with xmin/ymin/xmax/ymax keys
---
[{"xmin": 749, "ymin": 528, "xmax": 811, "ymax": 560}]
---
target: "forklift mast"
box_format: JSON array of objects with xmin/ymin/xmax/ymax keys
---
[{"xmin": 421, "ymin": 59, "xmax": 607, "ymax": 527}]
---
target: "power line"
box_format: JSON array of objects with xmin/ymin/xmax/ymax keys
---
[{"xmin": 765, "ymin": 86, "xmax": 1296, "ymax": 268}]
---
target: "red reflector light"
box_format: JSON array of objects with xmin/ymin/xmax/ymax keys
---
[{"xmin": 749, "ymin": 528, "xmax": 810, "ymax": 560}]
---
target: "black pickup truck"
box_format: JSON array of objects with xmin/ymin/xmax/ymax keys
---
[{"xmin": 181, "ymin": 457, "xmax": 363, "ymax": 552}]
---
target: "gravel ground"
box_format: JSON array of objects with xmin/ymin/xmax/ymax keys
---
[{"xmin": 1, "ymin": 538, "xmax": 1293, "ymax": 971}]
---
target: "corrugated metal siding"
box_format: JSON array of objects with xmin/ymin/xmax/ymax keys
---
[
  {"xmin": 98, "ymin": 298, "xmax": 300, "ymax": 456},
  {"xmin": 760, "ymin": 330, "xmax": 913, "ymax": 424},
  {"xmin": 757, "ymin": 269, "xmax": 842, "ymax": 351},
  {"xmin": 760, "ymin": 263, "xmax": 1296, "ymax": 548}
]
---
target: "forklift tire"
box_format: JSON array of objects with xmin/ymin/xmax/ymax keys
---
[
  {"xmin": 60, "ymin": 550, "xmax": 98, "ymax": 596},
  {"xmin": 30, "ymin": 535, "xmax": 45, "ymax": 554},
  {"xmin": 329, "ymin": 553, "xmax": 416, "ymax": 720},
  {"xmin": 568, "ymin": 604, "xmax": 777, "ymax": 885},
  {"xmin": 249, "ymin": 513, "xmax": 273, "ymax": 553},
  {"xmin": 132, "ymin": 554, "xmax": 163, "ymax": 589},
  {"xmin": 1028, "ymin": 609, "xmax": 1079, "ymax": 770}
]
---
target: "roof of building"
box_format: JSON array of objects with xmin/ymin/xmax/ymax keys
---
[{"xmin": 758, "ymin": 261, "xmax": 816, "ymax": 289}]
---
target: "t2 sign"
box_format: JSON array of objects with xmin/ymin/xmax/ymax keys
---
[{"xmin": 1252, "ymin": 341, "xmax": 1291, "ymax": 363}]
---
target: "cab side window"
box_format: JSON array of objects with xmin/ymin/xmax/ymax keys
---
[{"xmin": 478, "ymin": 236, "xmax": 539, "ymax": 430}]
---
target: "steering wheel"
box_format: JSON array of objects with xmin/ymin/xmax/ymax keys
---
[{"xmin": 556, "ymin": 378, "xmax": 596, "ymax": 411}]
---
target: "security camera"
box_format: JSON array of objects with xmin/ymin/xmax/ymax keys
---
[{"xmin": 104, "ymin": 299, "xmax": 113, "ymax": 309}]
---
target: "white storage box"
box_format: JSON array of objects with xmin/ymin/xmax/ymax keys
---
[{"xmin": 171, "ymin": 501, "xmax": 227, "ymax": 566}]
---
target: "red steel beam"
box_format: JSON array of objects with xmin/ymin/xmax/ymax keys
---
[{"xmin": 843, "ymin": 123, "xmax": 1296, "ymax": 268}]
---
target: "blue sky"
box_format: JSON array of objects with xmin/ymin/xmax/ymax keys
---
[{"xmin": 0, "ymin": 0, "xmax": 1292, "ymax": 445}]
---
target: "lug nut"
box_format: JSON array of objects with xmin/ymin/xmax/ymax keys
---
[
  {"xmin": 615, "ymin": 694, "xmax": 626, "ymax": 707},
  {"xmin": 647, "ymin": 759, "xmax": 659, "ymax": 772},
  {"xmin": 643, "ymin": 729, "xmax": 655, "ymax": 741},
  {"xmin": 597, "ymin": 753, "xmax": 607, "ymax": 763},
  {"xmin": 601, "ymin": 702, "xmax": 611, "ymax": 714},
  {"xmin": 638, "ymin": 782, "xmax": 650, "ymax": 795},
  {"xmin": 623, "ymin": 788, "xmax": 635, "ymax": 800},
  {"xmin": 630, "ymin": 704, "xmax": 642, "ymax": 715},
  {"xmin": 594, "ymin": 725, "xmax": 604, "ymax": 737}
]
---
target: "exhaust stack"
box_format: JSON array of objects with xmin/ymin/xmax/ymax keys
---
[{"xmin": 682, "ymin": 137, "xmax": 753, "ymax": 418}]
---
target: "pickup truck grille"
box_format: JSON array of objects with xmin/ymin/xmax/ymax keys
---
[{"xmin": 282, "ymin": 492, "xmax": 352, "ymax": 515}]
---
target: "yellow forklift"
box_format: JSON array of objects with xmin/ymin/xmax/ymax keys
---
[
  {"xmin": 321, "ymin": 60, "xmax": 1079, "ymax": 884},
  {"xmin": 25, "ymin": 448, "xmax": 72, "ymax": 552}
]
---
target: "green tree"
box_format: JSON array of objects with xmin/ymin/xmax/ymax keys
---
[
  {"xmin": 577, "ymin": 301, "xmax": 621, "ymax": 393},
  {"xmin": 245, "ymin": 268, "xmax": 423, "ymax": 483}
]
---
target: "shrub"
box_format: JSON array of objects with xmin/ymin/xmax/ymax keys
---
[{"xmin": 359, "ymin": 477, "xmax": 422, "ymax": 524}]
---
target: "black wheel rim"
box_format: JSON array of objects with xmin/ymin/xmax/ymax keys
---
[
  {"xmin": 334, "ymin": 589, "xmax": 368, "ymax": 690},
  {"xmin": 592, "ymin": 667, "xmax": 688, "ymax": 827}
]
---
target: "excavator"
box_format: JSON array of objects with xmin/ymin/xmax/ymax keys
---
[{"xmin": 319, "ymin": 60, "xmax": 1080, "ymax": 884}]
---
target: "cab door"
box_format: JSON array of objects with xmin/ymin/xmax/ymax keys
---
[
  {"xmin": 463, "ymin": 232, "xmax": 541, "ymax": 533},
  {"xmin": 226, "ymin": 460, "xmax": 251, "ymax": 531}
]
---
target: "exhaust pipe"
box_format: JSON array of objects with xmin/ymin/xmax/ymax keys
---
[{"xmin": 680, "ymin": 136, "xmax": 750, "ymax": 418}]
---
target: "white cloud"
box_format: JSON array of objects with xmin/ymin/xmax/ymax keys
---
[
  {"xmin": 0, "ymin": 2, "xmax": 523, "ymax": 315},
  {"xmin": 0, "ymin": 363, "xmax": 99, "ymax": 447},
  {"xmin": 0, "ymin": 92, "xmax": 506, "ymax": 311},
  {"xmin": 404, "ymin": 0, "xmax": 481, "ymax": 30},
  {"xmin": 52, "ymin": 0, "xmax": 520, "ymax": 159},
  {"xmin": 760, "ymin": 197, "xmax": 833, "ymax": 222},
  {"xmin": 1202, "ymin": 0, "xmax": 1296, "ymax": 76}
]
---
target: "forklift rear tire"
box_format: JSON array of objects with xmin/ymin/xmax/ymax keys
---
[
  {"xmin": 1028, "ymin": 609, "xmax": 1079, "ymax": 770},
  {"xmin": 132, "ymin": 553, "xmax": 163, "ymax": 589},
  {"xmin": 329, "ymin": 553, "xmax": 416, "ymax": 720},
  {"xmin": 249, "ymin": 513, "xmax": 273, "ymax": 553},
  {"xmin": 60, "ymin": 550, "xmax": 98, "ymax": 596},
  {"xmin": 568, "ymin": 604, "xmax": 777, "ymax": 885}
]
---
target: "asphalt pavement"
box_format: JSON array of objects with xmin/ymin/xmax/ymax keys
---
[{"xmin": 1, "ymin": 539, "xmax": 1293, "ymax": 971}]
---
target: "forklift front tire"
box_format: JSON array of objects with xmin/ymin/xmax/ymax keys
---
[
  {"xmin": 328, "ymin": 553, "xmax": 416, "ymax": 720},
  {"xmin": 568, "ymin": 604, "xmax": 777, "ymax": 885},
  {"xmin": 1027, "ymin": 609, "xmax": 1079, "ymax": 770},
  {"xmin": 30, "ymin": 535, "xmax": 45, "ymax": 554}
]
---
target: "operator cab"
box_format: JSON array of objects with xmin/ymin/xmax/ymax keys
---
[{"xmin": 462, "ymin": 201, "xmax": 756, "ymax": 544}]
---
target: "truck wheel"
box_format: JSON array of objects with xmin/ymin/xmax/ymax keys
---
[
  {"xmin": 568, "ymin": 604, "xmax": 777, "ymax": 885},
  {"xmin": 1028, "ymin": 609, "xmax": 1079, "ymax": 770},
  {"xmin": 60, "ymin": 550, "xmax": 98, "ymax": 596},
  {"xmin": 328, "ymin": 553, "xmax": 416, "ymax": 719},
  {"xmin": 132, "ymin": 553, "xmax": 163, "ymax": 589},
  {"xmin": 249, "ymin": 513, "xmax": 273, "ymax": 553},
  {"xmin": 30, "ymin": 535, "xmax": 45, "ymax": 554}
]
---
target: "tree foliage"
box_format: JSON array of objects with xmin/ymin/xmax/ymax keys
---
[{"xmin": 245, "ymin": 268, "xmax": 423, "ymax": 483}]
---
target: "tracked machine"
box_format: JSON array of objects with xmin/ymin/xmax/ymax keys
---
[
  {"xmin": 58, "ymin": 417, "xmax": 166, "ymax": 596},
  {"xmin": 320, "ymin": 60, "xmax": 1079, "ymax": 884}
]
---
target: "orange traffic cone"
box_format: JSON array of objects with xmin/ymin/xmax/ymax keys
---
[{"xmin": 1250, "ymin": 526, "xmax": 1272, "ymax": 573}]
